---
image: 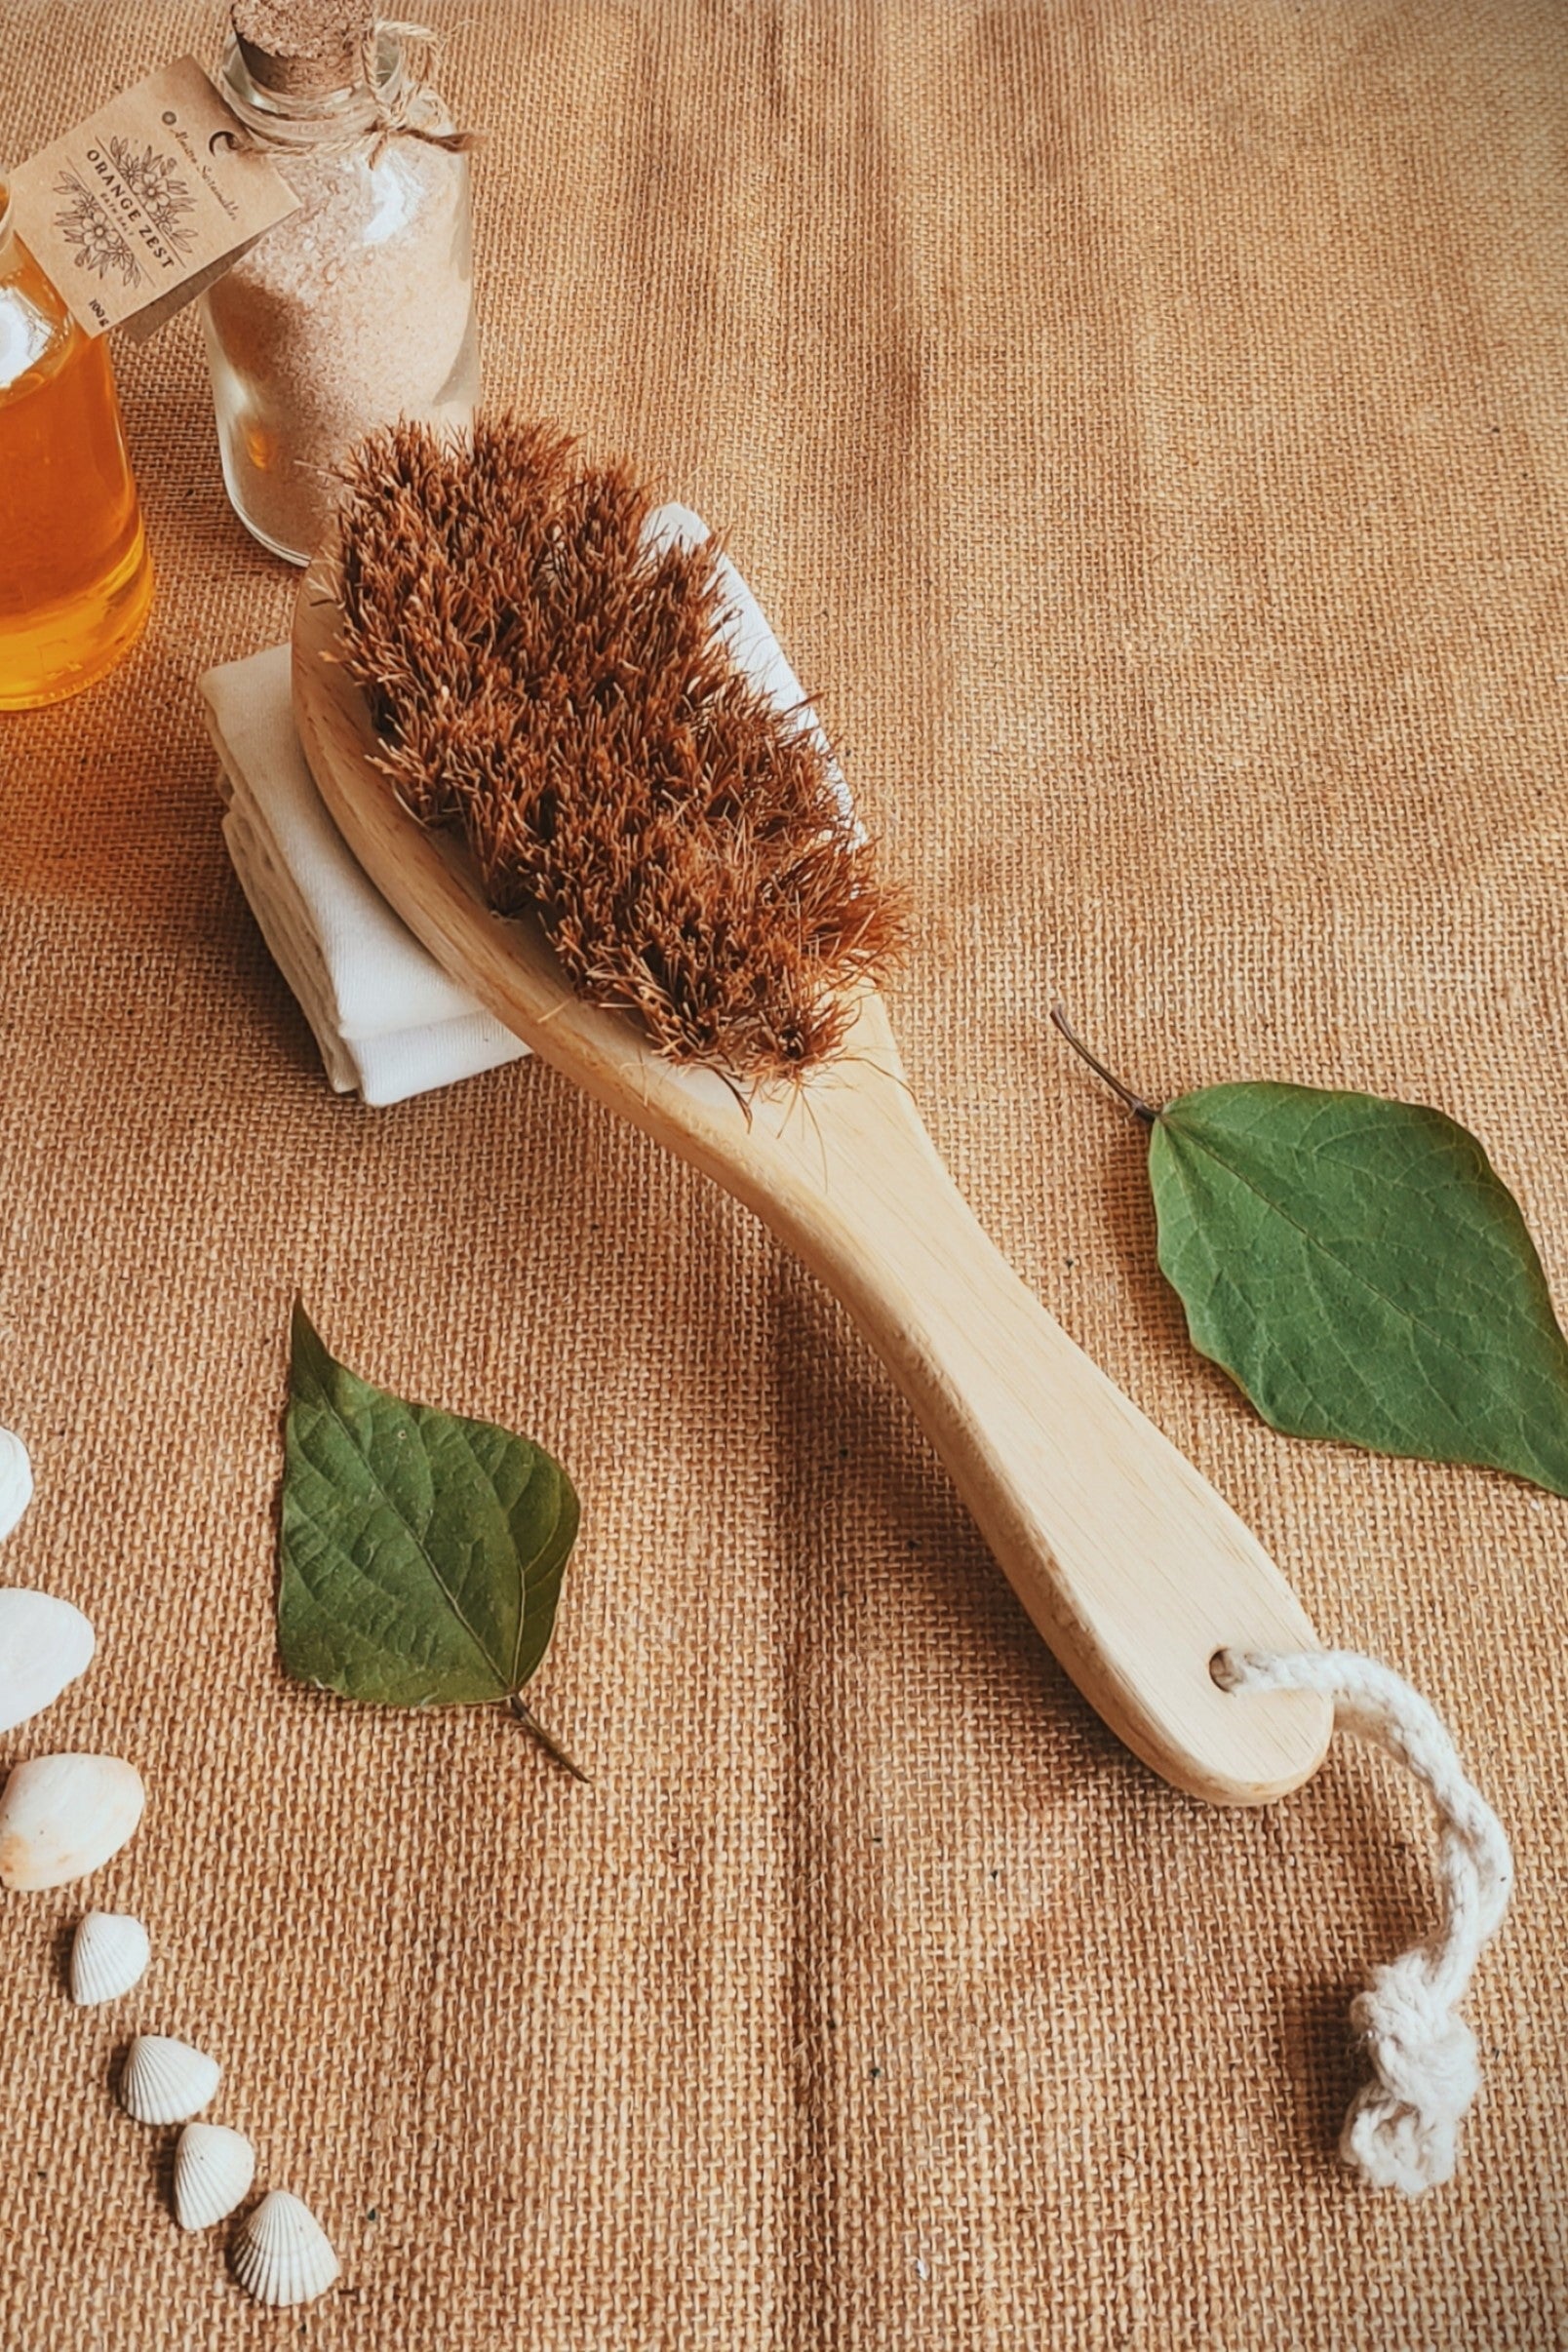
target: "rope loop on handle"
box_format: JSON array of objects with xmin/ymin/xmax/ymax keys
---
[{"xmin": 1214, "ymin": 1645, "xmax": 1513, "ymax": 2196}]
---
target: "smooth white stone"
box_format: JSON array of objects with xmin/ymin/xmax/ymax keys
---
[
  {"xmin": 0, "ymin": 1589, "xmax": 95, "ymax": 1736},
  {"xmin": 0, "ymin": 1426, "xmax": 32, "ymax": 1543},
  {"xmin": 0, "ymin": 1753, "xmax": 143, "ymax": 1891}
]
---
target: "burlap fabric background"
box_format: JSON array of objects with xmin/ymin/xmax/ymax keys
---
[{"xmin": 2, "ymin": 1, "xmax": 1566, "ymax": 2343}]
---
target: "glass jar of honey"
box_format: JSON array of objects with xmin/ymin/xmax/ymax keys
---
[{"xmin": 0, "ymin": 180, "xmax": 154, "ymax": 711}]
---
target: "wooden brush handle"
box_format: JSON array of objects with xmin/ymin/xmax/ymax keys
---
[
  {"xmin": 756, "ymin": 1128, "xmax": 1332, "ymax": 1803},
  {"xmin": 720, "ymin": 1016, "xmax": 1333, "ymax": 1806}
]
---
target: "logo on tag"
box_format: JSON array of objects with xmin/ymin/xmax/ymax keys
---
[{"xmin": 52, "ymin": 138, "xmax": 200, "ymax": 291}]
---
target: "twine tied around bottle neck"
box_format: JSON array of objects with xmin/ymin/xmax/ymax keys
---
[
  {"xmin": 230, "ymin": 15, "xmax": 480, "ymax": 162},
  {"xmin": 1214, "ymin": 1644, "xmax": 1513, "ymax": 2195},
  {"xmin": 361, "ymin": 20, "xmax": 480, "ymax": 163}
]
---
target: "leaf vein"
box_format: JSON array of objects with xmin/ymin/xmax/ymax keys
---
[
  {"xmin": 1168, "ymin": 1118, "xmax": 1474, "ymax": 1356},
  {"xmin": 310, "ymin": 1394, "xmax": 505, "ymax": 1688}
]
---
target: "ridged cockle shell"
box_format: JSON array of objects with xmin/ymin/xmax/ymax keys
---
[
  {"xmin": 232, "ymin": 2188, "xmax": 340, "ymax": 2307},
  {"xmin": 0, "ymin": 1753, "xmax": 143, "ymax": 1890},
  {"xmin": 119, "ymin": 2033, "xmax": 220, "ymax": 2126},
  {"xmin": 69, "ymin": 1908, "xmax": 150, "ymax": 2006},
  {"xmin": 174, "ymin": 2122, "xmax": 256, "ymax": 2229},
  {"xmin": 0, "ymin": 1589, "xmax": 96, "ymax": 1736}
]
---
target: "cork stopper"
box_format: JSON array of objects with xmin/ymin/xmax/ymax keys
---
[{"xmin": 232, "ymin": 0, "xmax": 374, "ymax": 97}]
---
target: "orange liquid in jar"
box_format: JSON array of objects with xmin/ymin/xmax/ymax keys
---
[{"xmin": 0, "ymin": 219, "xmax": 153, "ymax": 711}]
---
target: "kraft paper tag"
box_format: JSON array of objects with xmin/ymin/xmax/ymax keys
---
[{"xmin": 8, "ymin": 58, "xmax": 298, "ymax": 340}]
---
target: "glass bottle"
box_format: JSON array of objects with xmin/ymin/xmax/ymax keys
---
[
  {"xmin": 198, "ymin": 27, "xmax": 480, "ymax": 567},
  {"xmin": 0, "ymin": 181, "xmax": 154, "ymax": 711}
]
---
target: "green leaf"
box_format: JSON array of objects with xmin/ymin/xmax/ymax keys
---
[
  {"xmin": 1149, "ymin": 1081, "xmax": 1568, "ymax": 1495},
  {"xmin": 278, "ymin": 1302, "xmax": 579, "ymax": 1705}
]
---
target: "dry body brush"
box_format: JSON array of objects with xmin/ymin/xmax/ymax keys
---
[{"xmin": 333, "ymin": 418, "xmax": 906, "ymax": 1085}]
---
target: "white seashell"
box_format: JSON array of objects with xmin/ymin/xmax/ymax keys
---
[
  {"xmin": 0, "ymin": 1426, "xmax": 31, "ymax": 1542},
  {"xmin": 0, "ymin": 1753, "xmax": 143, "ymax": 1891},
  {"xmin": 174, "ymin": 2122, "xmax": 256, "ymax": 2229},
  {"xmin": 232, "ymin": 2189, "xmax": 340, "ymax": 2308},
  {"xmin": 69, "ymin": 1908, "xmax": 150, "ymax": 2006},
  {"xmin": 0, "ymin": 1588, "xmax": 95, "ymax": 1736},
  {"xmin": 119, "ymin": 2034, "xmax": 220, "ymax": 2126}
]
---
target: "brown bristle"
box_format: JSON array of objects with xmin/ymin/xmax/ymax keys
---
[{"xmin": 333, "ymin": 416, "xmax": 907, "ymax": 1086}]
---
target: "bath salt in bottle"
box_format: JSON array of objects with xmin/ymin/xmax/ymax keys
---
[
  {"xmin": 199, "ymin": 4, "xmax": 480, "ymax": 564},
  {"xmin": 0, "ymin": 179, "xmax": 153, "ymax": 710}
]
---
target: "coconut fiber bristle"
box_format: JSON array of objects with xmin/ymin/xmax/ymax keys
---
[{"xmin": 333, "ymin": 416, "xmax": 907, "ymax": 1085}]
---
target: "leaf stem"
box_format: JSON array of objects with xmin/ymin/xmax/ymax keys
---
[
  {"xmin": 507, "ymin": 1693, "xmax": 593, "ymax": 1784},
  {"xmin": 1049, "ymin": 1004, "xmax": 1159, "ymax": 1125}
]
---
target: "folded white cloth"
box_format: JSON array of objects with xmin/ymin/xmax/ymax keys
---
[
  {"xmin": 202, "ymin": 643, "xmax": 530, "ymax": 1106},
  {"xmin": 200, "ymin": 506, "xmax": 829, "ymax": 1107}
]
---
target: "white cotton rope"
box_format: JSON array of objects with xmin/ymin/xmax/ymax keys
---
[{"xmin": 1213, "ymin": 1645, "xmax": 1514, "ymax": 2197}]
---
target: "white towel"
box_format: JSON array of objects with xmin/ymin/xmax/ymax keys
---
[
  {"xmin": 200, "ymin": 507, "xmax": 829, "ymax": 1107},
  {"xmin": 202, "ymin": 643, "xmax": 529, "ymax": 1107}
]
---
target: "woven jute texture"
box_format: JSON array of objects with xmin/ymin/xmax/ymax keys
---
[{"xmin": 3, "ymin": 2, "xmax": 1567, "ymax": 2344}]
